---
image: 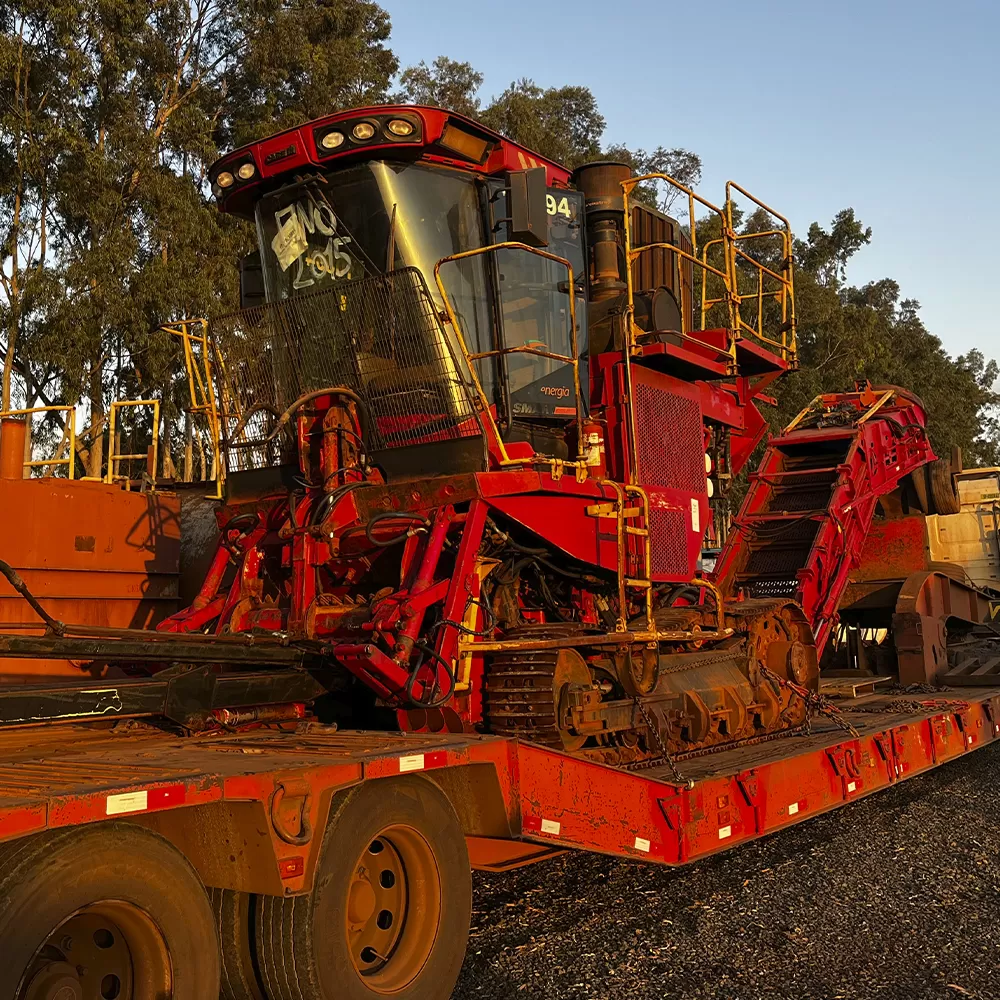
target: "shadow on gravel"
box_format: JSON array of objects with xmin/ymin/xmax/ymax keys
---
[{"xmin": 455, "ymin": 745, "xmax": 1000, "ymax": 1000}]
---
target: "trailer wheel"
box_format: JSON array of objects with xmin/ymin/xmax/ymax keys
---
[
  {"xmin": 212, "ymin": 888, "xmax": 265, "ymax": 1000},
  {"xmin": 0, "ymin": 822, "xmax": 219, "ymax": 999},
  {"xmin": 255, "ymin": 775, "xmax": 472, "ymax": 1000},
  {"xmin": 929, "ymin": 457, "xmax": 961, "ymax": 514}
]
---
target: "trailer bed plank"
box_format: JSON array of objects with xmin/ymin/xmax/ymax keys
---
[{"xmin": 0, "ymin": 726, "xmax": 495, "ymax": 841}]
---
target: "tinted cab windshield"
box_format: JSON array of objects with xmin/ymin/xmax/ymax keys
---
[
  {"xmin": 254, "ymin": 160, "xmax": 586, "ymax": 428},
  {"xmin": 256, "ymin": 161, "xmax": 484, "ymax": 296}
]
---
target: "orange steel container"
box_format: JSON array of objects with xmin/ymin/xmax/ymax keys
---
[
  {"xmin": 0, "ymin": 417, "xmax": 26, "ymax": 480},
  {"xmin": 0, "ymin": 478, "xmax": 180, "ymax": 677}
]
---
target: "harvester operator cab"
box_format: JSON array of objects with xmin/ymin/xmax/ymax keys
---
[{"xmin": 209, "ymin": 108, "xmax": 591, "ymax": 485}]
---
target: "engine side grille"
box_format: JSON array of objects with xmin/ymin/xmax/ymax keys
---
[
  {"xmin": 635, "ymin": 382, "xmax": 704, "ymax": 493},
  {"xmin": 650, "ymin": 507, "xmax": 689, "ymax": 578}
]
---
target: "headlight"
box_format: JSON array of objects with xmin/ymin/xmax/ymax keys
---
[
  {"xmin": 237, "ymin": 162, "xmax": 256, "ymax": 180},
  {"xmin": 352, "ymin": 122, "xmax": 376, "ymax": 141},
  {"xmin": 386, "ymin": 119, "xmax": 414, "ymax": 137},
  {"xmin": 321, "ymin": 130, "xmax": 345, "ymax": 150},
  {"xmin": 216, "ymin": 171, "xmax": 234, "ymax": 188}
]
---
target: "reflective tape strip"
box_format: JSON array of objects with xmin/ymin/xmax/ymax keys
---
[
  {"xmin": 718, "ymin": 825, "xmax": 732, "ymax": 840},
  {"xmin": 634, "ymin": 837, "xmax": 651, "ymax": 853},
  {"xmin": 540, "ymin": 818, "xmax": 560, "ymax": 835},
  {"xmin": 399, "ymin": 754, "xmax": 425, "ymax": 773},
  {"xmin": 106, "ymin": 791, "xmax": 148, "ymax": 816},
  {"xmin": 788, "ymin": 802, "xmax": 799, "ymax": 816}
]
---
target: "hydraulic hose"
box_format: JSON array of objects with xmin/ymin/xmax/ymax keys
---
[
  {"xmin": 406, "ymin": 641, "xmax": 456, "ymax": 709},
  {"xmin": 365, "ymin": 512, "xmax": 431, "ymax": 548}
]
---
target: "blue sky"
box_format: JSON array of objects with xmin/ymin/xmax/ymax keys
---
[{"xmin": 384, "ymin": 0, "xmax": 998, "ymax": 363}]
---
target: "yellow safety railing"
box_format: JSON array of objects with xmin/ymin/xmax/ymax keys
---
[
  {"xmin": 621, "ymin": 174, "xmax": 797, "ymax": 368},
  {"xmin": 724, "ymin": 181, "xmax": 797, "ymax": 362},
  {"xmin": 594, "ymin": 480, "xmax": 654, "ymax": 633},
  {"xmin": 621, "ymin": 173, "xmax": 738, "ymax": 365},
  {"xmin": 0, "ymin": 405, "xmax": 77, "ymax": 479},
  {"xmin": 433, "ymin": 242, "xmax": 589, "ymax": 474},
  {"xmin": 160, "ymin": 317, "xmax": 224, "ymax": 497},
  {"xmin": 106, "ymin": 399, "xmax": 159, "ymax": 484}
]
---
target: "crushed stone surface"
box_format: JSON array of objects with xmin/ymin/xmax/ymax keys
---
[{"xmin": 454, "ymin": 744, "xmax": 1000, "ymax": 999}]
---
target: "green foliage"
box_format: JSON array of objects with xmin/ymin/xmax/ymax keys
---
[
  {"xmin": 0, "ymin": 0, "xmax": 397, "ymax": 475},
  {"xmin": 0, "ymin": 13, "xmax": 993, "ymax": 483},
  {"xmin": 219, "ymin": 0, "xmax": 397, "ymax": 148},
  {"xmin": 603, "ymin": 143, "xmax": 702, "ymax": 213},
  {"xmin": 479, "ymin": 80, "xmax": 605, "ymax": 168},
  {"xmin": 395, "ymin": 56, "xmax": 611, "ymax": 169},
  {"xmin": 794, "ymin": 209, "xmax": 872, "ymax": 289},
  {"xmin": 395, "ymin": 56, "xmax": 483, "ymax": 118},
  {"xmin": 773, "ymin": 212, "xmax": 999, "ymax": 465}
]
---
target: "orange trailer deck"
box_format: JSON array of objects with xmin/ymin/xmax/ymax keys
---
[{"xmin": 1, "ymin": 688, "xmax": 996, "ymax": 881}]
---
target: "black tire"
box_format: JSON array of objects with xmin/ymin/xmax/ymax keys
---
[
  {"xmin": 212, "ymin": 888, "xmax": 266, "ymax": 1000},
  {"xmin": 0, "ymin": 822, "xmax": 220, "ymax": 999},
  {"xmin": 929, "ymin": 458, "xmax": 961, "ymax": 514},
  {"xmin": 255, "ymin": 775, "xmax": 472, "ymax": 1000}
]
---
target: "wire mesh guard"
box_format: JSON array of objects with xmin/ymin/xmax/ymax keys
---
[{"xmin": 210, "ymin": 268, "xmax": 482, "ymax": 471}]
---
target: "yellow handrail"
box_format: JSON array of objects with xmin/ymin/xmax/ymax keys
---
[
  {"xmin": 433, "ymin": 242, "xmax": 588, "ymax": 472},
  {"xmin": 621, "ymin": 174, "xmax": 797, "ymax": 368},
  {"xmin": 725, "ymin": 181, "xmax": 797, "ymax": 361},
  {"xmin": 160, "ymin": 317, "xmax": 224, "ymax": 496},
  {"xmin": 106, "ymin": 399, "xmax": 159, "ymax": 484},
  {"xmin": 622, "ymin": 173, "xmax": 738, "ymax": 361}
]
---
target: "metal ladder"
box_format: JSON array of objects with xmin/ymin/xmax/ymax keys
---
[{"xmin": 592, "ymin": 482, "xmax": 654, "ymax": 633}]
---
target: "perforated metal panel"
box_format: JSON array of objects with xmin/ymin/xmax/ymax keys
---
[
  {"xmin": 635, "ymin": 381, "xmax": 704, "ymax": 492},
  {"xmin": 650, "ymin": 507, "xmax": 689, "ymax": 577},
  {"xmin": 748, "ymin": 577, "xmax": 800, "ymax": 599},
  {"xmin": 764, "ymin": 480, "xmax": 836, "ymax": 512},
  {"xmin": 745, "ymin": 541, "xmax": 815, "ymax": 577}
]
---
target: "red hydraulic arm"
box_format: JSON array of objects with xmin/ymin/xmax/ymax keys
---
[{"xmin": 713, "ymin": 386, "xmax": 935, "ymax": 653}]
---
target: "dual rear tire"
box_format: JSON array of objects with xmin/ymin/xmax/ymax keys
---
[
  {"xmin": 1, "ymin": 776, "xmax": 470, "ymax": 1000},
  {"xmin": 0, "ymin": 822, "xmax": 219, "ymax": 999},
  {"xmin": 224, "ymin": 776, "xmax": 472, "ymax": 1000}
]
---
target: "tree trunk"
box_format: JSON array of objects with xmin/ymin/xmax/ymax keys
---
[{"xmin": 87, "ymin": 366, "xmax": 105, "ymax": 480}]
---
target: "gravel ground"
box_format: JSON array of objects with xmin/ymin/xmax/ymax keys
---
[{"xmin": 455, "ymin": 743, "xmax": 1000, "ymax": 1000}]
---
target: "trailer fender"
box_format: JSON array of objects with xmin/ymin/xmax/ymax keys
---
[
  {"xmin": 422, "ymin": 761, "xmax": 517, "ymax": 839},
  {"xmin": 132, "ymin": 775, "xmax": 361, "ymax": 896},
  {"xmin": 130, "ymin": 759, "xmax": 518, "ymax": 895}
]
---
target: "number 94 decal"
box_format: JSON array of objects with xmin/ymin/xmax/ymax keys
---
[{"xmin": 546, "ymin": 194, "xmax": 573, "ymax": 218}]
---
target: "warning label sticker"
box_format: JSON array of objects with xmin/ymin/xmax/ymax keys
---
[{"xmin": 271, "ymin": 215, "xmax": 307, "ymax": 271}]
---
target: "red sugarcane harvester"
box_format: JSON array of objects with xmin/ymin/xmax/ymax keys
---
[
  {"xmin": 0, "ymin": 106, "xmax": 995, "ymax": 1000},
  {"xmin": 157, "ymin": 106, "xmax": 946, "ymax": 757}
]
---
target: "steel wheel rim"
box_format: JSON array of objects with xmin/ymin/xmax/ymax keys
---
[
  {"xmin": 19, "ymin": 900, "xmax": 171, "ymax": 1000},
  {"xmin": 345, "ymin": 824, "xmax": 442, "ymax": 992}
]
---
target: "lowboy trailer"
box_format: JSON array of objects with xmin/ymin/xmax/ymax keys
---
[
  {"xmin": 3, "ymin": 687, "xmax": 997, "ymax": 999},
  {"xmin": 2, "ymin": 105, "xmax": 998, "ymax": 999}
]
